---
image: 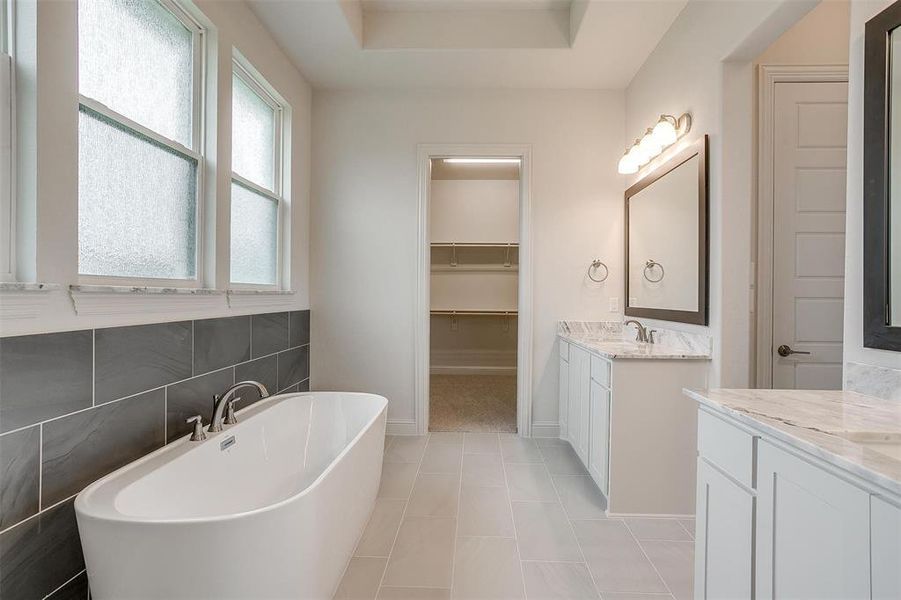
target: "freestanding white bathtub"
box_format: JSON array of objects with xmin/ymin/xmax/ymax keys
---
[{"xmin": 75, "ymin": 392, "xmax": 388, "ymax": 599}]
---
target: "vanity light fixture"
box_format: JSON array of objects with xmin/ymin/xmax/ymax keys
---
[
  {"xmin": 443, "ymin": 158, "xmax": 521, "ymax": 164},
  {"xmin": 617, "ymin": 112, "xmax": 692, "ymax": 174}
]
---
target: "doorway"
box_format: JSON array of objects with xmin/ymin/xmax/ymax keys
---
[
  {"xmin": 415, "ymin": 145, "xmax": 533, "ymax": 436},
  {"xmin": 757, "ymin": 67, "xmax": 849, "ymax": 389}
]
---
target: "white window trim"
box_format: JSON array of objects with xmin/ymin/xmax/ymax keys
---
[
  {"xmin": 77, "ymin": 0, "xmax": 207, "ymax": 288},
  {"xmin": 229, "ymin": 57, "xmax": 286, "ymax": 291},
  {"xmin": 1, "ymin": 0, "xmax": 16, "ymax": 283}
]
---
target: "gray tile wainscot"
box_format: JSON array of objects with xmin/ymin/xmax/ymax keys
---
[{"xmin": 0, "ymin": 309, "xmax": 311, "ymax": 599}]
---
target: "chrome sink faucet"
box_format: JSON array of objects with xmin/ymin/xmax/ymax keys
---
[
  {"xmin": 209, "ymin": 381, "xmax": 270, "ymax": 433},
  {"xmin": 624, "ymin": 319, "xmax": 649, "ymax": 343}
]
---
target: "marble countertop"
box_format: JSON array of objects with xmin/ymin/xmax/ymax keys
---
[
  {"xmin": 559, "ymin": 332, "xmax": 712, "ymax": 360},
  {"xmin": 685, "ymin": 388, "xmax": 901, "ymax": 496}
]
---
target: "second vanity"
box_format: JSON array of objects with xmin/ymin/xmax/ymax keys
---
[
  {"xmin": 557, "ymin": 321, "xmax": 710, "ymax": 516},
  {"xmin": 687, "ymin": 388, "xmax": 901, "ymax": 600}
]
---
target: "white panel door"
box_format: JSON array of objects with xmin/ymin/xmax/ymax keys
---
[
  {"xmin": 694, "ymin": 459, "xmax": 753, "ymax": 600},
  {"xmin": 772, "ymin": 81, "xmax": 848, "ymax": 389},
  {"xmin": 756, "ymin": 441, "xmax": 870, "ymax": 600}
]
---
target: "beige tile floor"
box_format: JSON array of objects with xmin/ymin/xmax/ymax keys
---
[{"xmin": 335, "ymin": 433, "xmax": 694, "ymax": 600}]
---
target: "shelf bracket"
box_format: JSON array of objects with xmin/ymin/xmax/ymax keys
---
[
  {"xmin": 504, "ymin": 244, "xmax": 512, "ymax": 268},
  {"xmin": 451, "ymin": 243, "xmax": 457, "ymax": 268}
]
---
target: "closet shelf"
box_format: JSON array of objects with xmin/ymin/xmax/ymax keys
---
[{"xmin": 431, "ymin": 265, "xmax": 518, "ymax": 273}]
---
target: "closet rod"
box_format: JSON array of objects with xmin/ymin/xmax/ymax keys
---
[
  {"xmin": 430, "ymin": 310, "xmax": 518, "ymax": 316},
  {"xmin": 430, "ymin": 242, "xmax": 519, "ymax": 247}
]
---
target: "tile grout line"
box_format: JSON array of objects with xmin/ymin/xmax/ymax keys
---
[
  {"xmin": 0, "ymin": 490, "xmax": 82, "ymax": 536},
  {"xmin": 446, "ymin": 434, "xmax": 467, "ymax": 598},
  {"xmin": 37, "ymin": 424, "xmax": 43, "ymax": 512},
  {"xmin": 374, "ymin": 432, "xmax": 431, "ymax": 595},
  {"xmin": 42, "ymin": 568, "xmax": 86, "ymax": 600},
  {"xmin": 543, "ymin": 443, "xmax": 603, "ymax": 599},
  {"xmin": 91, "ymin": 329, "xmax": 96, "ymax": 407},
  {"xmin": 499, "ymin": 432, "xmax": 530, "ymax": 599},
  {"xmin": 623, "ymin": 519, "xmax": 677, "ymax": 598}
]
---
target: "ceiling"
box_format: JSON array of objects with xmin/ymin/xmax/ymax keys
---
[{"xmin": 247, "ymin": 0, "xmax": 688, "ymax": 89}]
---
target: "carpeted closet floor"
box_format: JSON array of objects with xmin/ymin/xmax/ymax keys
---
[{"xmin": 429, "ymin": 374, "xmax": 517, "ymax": 433}]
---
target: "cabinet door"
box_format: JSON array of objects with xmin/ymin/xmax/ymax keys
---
[
  {"xmin": 567, "ymin": 347, "xmax": 583, "ymax": 450},
  {"xmin": 756, "ymin": 441, "xmax": 870, "ymax": 599},
  {"xmin": 588, "ymin": 380, "xmax": 610, "ymax": 495},
  {"xmin": 577, "ymin": 358, "xmax": 590, "ymax": 464},
  {"xmin": 694, "ymin": 459, "xmax": 753, "ymax": 600},
  {"xmin": 558, "ymin": 356, "xmax": 569, "ymax": 439},
  {"xmin": 872, "ymin": 495, "xmax": 901, "ymax": 600}
]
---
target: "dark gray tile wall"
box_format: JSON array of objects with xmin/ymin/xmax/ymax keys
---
[
  {"xmin": 0, "ymin": 330, "xmax": 93, "ymax": 433},
  {"xmin": 95, "ymin": 321, "xmax": 193, "ymax": 404},
  {"xmin": 0, "ymin": 309, "xmax": 311, "ymax": 598},
  {"xmin": 251, "ymin": 312, "xmax": 289, "ymax": 357},
  {"xmin": 42, "ymin": 389, "xmax": 166, "ymax": 506},
  {"xmin": 194, "ymin": 316, "xmax": 251, "ymax": 375},
  {"xmin": 0, "ymin": 425, "xmax": 40, "ymax": 528},
  {"xmin": 0, "ymin": 499, "xmax": 84, "ymax": 599}
]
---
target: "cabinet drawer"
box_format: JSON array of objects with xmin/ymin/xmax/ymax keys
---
[
  {"xmin": 698, "ymin": 409, "xmax": 756, "ymax": 488},
  {"xmin": 590, "ymin": 354, "xmax": 610, "ymax": 387},
  {"xmin": 559, "ymin": 340, "xmax": 569, "ymax": 361}
]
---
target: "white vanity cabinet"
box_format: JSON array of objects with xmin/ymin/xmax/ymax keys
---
[
  {"xmin": 557, "ymin": 336, "xmax": 708, "ymax": 515},
  {"xmin": 693, "ymin": 400, "xmax": 901, "ymax": 600}
]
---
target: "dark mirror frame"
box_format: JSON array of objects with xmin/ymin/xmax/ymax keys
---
[
  {"xmin": 624, "ymin": 135, "xmax": 709, "ymax": 326},
  {"xmin": 864, "ymin": 1, "xmax": 901, "ymax": 352}
]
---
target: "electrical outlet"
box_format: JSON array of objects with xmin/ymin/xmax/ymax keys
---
[{"xmin": 609, "ymin": 297, "xmax": 619, "ymax": 312}]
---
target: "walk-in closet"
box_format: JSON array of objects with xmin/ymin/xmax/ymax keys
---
[{"xmin": 429, "ymin": 158, "xmax": 521, "ymax": 432}]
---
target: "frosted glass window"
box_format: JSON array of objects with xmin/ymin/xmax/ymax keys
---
[
  {"xmin": 78, "ymin": 107, "xmax": 197, "ymax": 279},
  {"xmin": 232, "ymin": 73, "xmax": 276, "ymax": 191},
  {"xmin": 79, "ymin": 0, "xmax": 194, "ymax": 147},
  {"xmin": 230, "ymin": 182, "xmax": 277, "ymax": 285}
]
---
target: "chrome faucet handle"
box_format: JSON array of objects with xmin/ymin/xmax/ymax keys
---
[
  {"xmin": 186, "ymin": 415, "xmax": 207, "ymax": 442},
  {"xmin": 224, "ymin": 397, "xmax": 239, "ymax": 425},
  {"xmin": 649, "ymin": 330, "xmax": 658, "ymax": 344}
]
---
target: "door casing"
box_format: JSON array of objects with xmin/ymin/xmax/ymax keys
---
[{"xmin": 756, "ymin": 65, "xmax": 849, "ymax": 388}]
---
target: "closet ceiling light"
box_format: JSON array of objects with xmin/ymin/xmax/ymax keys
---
[
  {"xmin": 443, "ymin": 158, "xmax": 521, "ymax": 164},
  {"xmin": 617, "ymin": 112, "xmax": 692, "ymax": 174}
]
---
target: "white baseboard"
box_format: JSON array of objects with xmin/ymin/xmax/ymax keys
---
[
  {"xmin": 430, "ymin": 365, "xmax": 517, "ymax": 375},
  {"xmin": 386, "ymin": 420, "xmax": 419, "ymax": 435},
  {"xmin": 530, "ymin": 421, "xmax": 560, "ymax": 438}
]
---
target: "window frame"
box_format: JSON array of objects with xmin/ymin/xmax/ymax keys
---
[
  {"xmin": 229, "ymin": 57, "xmax": 285, "ymax": 290},
  {"xmin": 0, "ymin": 0, "xmax": 15, "ymax": 282},
  {"xmin": 76, "ymin": 0, "xmax": 207, "ymax": 288}
]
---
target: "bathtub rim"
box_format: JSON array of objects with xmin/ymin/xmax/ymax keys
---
[{"xmin": 74, "ymin": 391, "xmax": 388, "ymax": 525}]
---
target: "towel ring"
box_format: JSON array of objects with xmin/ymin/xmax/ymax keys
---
[
  {"xmin": 588, "ymin": 259, "xmax": 609, "ymax": 283},
  {"xmin": 643, "ymin": 259, "xmax": 665, "ymax": 283}
]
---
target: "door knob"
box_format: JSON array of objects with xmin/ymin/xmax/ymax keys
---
[{"xmin": 777, "ymin": 344, "xmax": 811, "ymax": 357}]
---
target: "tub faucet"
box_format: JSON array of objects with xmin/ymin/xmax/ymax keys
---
[
  {"xmin": 624, "ymin": 319, "xmax": 649, "ymax": 343},
  {"xmin": 209, "ymin": 381, "xmax": 270, "ymax": 432}
]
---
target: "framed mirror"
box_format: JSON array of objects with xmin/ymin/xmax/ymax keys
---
[
  {"xmin": 864, "ymin": 2, "xmax": 901, "ymax": 352},
  {"xmin": 624, "ymin": 136, "xmax": 709, "ymax": 325}
]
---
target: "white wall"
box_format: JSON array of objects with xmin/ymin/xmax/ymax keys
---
[
  {"xmin": 2, "ymin": 0, "xmax": 311, "ymax": 337},
  {"xmin": 756, "ymin": 0, "xmax": 849, "ymax": 66},
  {"xmin": 311, "ymin": 89, "xmax": 624, "ymax": 428},
  {"xmin": 842, "ymin": 0, "xmax": 901, "ymax": 372},
  {"xmin": 624, "ymin": 0, "xmax": 818, "ymax": 387}
]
